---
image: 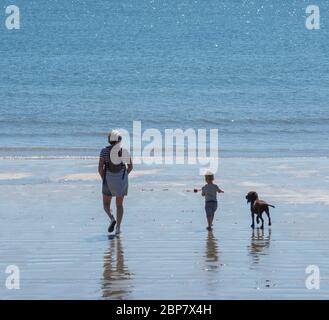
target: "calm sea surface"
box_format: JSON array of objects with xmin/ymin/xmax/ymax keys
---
[{"xmin": 1, "ymin": 0, "xmax": 329, "ymax": 157}]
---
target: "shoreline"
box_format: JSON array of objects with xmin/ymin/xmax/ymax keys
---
[{"xmin": 1, "ymin": 155, "xmax": 329, "ymax": 161}]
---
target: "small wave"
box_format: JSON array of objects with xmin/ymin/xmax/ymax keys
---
[
  {"xmin": 0, "ymin": 172, "xmax": 32, "ymax": 180},
  {"xmin": 0, "ymin": 156, "xmax": 98, "ymax": 160},
  {"xmin": 0, "ymin": 128, "xmax": 326, "ymax": 138},
  {"xmin": 198, "ymin": 117, "xmax": 329, "ymax": 126},
  {"xmin": 0, "ymin": 147, "xmax": 98, "ymax": 151},
  {"xmin": 0, "ymin": 132, "xmax": 108, "ymax": 138},
  {"xmin": 2, "ymin": 116, "xmax": 328, "ymax": 127}
]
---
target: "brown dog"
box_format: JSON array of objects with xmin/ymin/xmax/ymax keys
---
[{"xmin": 245, "ymin": 191, "xmax": 275, "ymax": 229}]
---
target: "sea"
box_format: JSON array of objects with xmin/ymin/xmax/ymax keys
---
[{"xmin": 1, "ymin": 0, "xmax": 329, "ymax": 158}]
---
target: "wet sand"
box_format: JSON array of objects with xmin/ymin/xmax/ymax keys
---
[{"xmin": 1, "ymin": 157, "xmax": 329, "ymax": 299}]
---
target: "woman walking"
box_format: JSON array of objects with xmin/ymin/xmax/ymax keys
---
[{"xmin": 98, "ymin": 130, "xmax": 133, "ymax": 235}]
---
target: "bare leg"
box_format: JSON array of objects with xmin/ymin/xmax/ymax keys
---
[
  {"xmin": 207, "ymin": 215, "xmax": 213, "ymax": 230},
  {"xmin": 116, "ymin": 196, "xmax": 124, "ymax": 227},
  {"xmin": 103, "ymin": 195, "xmax": 114, "ymax": 219}
]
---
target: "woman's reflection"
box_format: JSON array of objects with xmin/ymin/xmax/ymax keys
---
[{"xmin": 102, "ymin": 236, "xmax": 132, "ymax": 299}]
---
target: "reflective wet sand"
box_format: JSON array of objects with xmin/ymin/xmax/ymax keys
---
[{"xmin": 1, "ymin": 157, "xmax": 329, "ymax": 299}]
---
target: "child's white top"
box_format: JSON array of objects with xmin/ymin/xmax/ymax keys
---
[{"xmin": 202, "ymin": 183, "xmax": 220, "ymax": 202}]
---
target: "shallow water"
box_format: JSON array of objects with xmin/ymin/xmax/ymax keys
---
[{"xmin": 0, "ymin": 157, "xmax": 329, "ymax": 299}]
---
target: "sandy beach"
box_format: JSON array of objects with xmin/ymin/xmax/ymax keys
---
[{"xmin": 1, "ymin": 157, "xmax": 329, "ymax": 299}]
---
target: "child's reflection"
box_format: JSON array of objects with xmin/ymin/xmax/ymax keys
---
[
  {"xmin": 205, "ymin": 231, "xmax": 219, "ymax": 271},
  {"xmin": 204, "ymin": 231, "xmax": 220, "ymax": 294}
]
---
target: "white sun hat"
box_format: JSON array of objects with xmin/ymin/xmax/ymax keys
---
[
  {"xmin": 204, "ymin": 170, "xmax": 214, "ymax": 176},
  {"xmin": 108, "ymin": 129, "xmax": 122, "ymax": 142}
]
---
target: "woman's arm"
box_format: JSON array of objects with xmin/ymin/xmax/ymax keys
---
[
  {"xmin": 98, "ymin": 157, "xmax": 105, "ymax": 180},
  {"xmin": 127, "ymin": 157, "xmax": 133, "ymax": 174}
]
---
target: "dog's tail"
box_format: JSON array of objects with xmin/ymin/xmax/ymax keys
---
[{"xmin": 268, "ymin": 204, "xmax": 275, "ymax": 208}]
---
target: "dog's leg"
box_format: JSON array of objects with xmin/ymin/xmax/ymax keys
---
[
  {"xmin": 259, "ymin": 214, "xmax": 264, "ymax": 229},
  {"xmin": 265, "ymin": 207, "xmax": 272, "ymax": 226},
  {"xmin": 251, "ymin": 213, "xmax": 255, "ymax": 229}
]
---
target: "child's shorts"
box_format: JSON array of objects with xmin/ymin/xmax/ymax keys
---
[{"xmin": 205, "ymin": 200, "xmax": 218, "ymax": 217}]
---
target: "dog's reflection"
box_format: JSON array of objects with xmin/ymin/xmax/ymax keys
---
[
  {"xmin": 205, "ymin": 231, "xmax": 219, "ymax": 271},
  {"xmin": 102, "ymin": 236, "xmax": 132, "ymax": 299},
  {"xmin": 248, "ymin": 228, "xmax": 271, "ymax": 265}
]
